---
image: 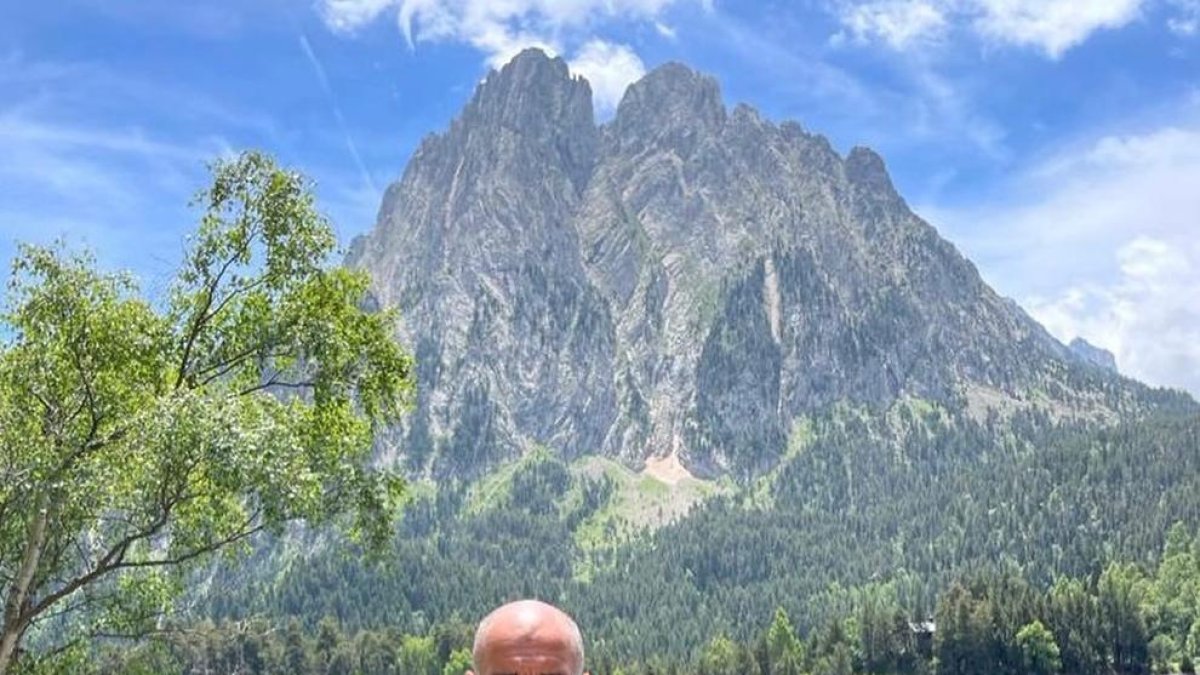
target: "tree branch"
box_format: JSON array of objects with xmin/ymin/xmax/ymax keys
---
[
  {"xmin": 17, "ymin": 474, "xmax": 190, "ymax": 630},
  {"xmin": 67, "ymin": 328, "xmax": 101, "ymax": 449},
  {"xmin": 197, "ymin": 277, "xmax": 267, "ymax": 336},
  {"xmin": 196, "ymin": 347, "xmax": 294, "ymax": 390},
  {"xmin": 110, "ymin": 522, "xmax": 265, "ymax": 572},
  {"xmin": 45, "ymin": 426, "xmax": 128, "ymax": 486},
  {"xmin": 236, "ymin": 379, "xmax": 314, "ymax": 398},
  {"xmin": 27, "ymin": 634, "xmax": 83, "ymax": 665},
  {"xmin": 174, "ymin": 231, "xmax": 259, "ymax": 390},
  {"xmin": 26, "ymin": 508, "xmax": 263, "ymax": 623},
  {"xmin": 27, "ymin": 588, "xmax": 106, "ymax": 627}
]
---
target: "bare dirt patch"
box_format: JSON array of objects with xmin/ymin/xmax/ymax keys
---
[{"xmin": 641, "ymin": 451, "xmax": 694, "ymax": 486}]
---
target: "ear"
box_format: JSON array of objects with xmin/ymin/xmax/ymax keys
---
[{"xmin": 466, "ymin": 671, "xmax": 475, "ymax": 675}]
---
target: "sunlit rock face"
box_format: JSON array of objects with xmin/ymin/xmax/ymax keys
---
[{"xmin": 349, "ymin": 48, "xmax": 1176, "ymax": 479}]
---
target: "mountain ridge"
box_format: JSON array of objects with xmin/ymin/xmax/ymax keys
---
[{"xmin": 348, "ymin": 48, "xmax": 1190, "ymax": 479}]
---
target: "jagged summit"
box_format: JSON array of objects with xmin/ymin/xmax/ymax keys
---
[
  {"xmin": 468, "ymin": 48, "xmax": 591, "ymax": 124},
  {"xmin": 612, "ymin": 61, "xmax": 725, "ymax": 150},
  {"xmin": 845, "ymin": 146, "xmax": 901, "ymax": 202},
  {"xmin": 349, "ymin": 50, "xmax": 1186, "ymax": 479}
]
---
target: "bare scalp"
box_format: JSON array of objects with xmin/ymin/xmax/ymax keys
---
[{"xmin": 471, "ymin": 600, "xmax": 584, "ymax": 675}]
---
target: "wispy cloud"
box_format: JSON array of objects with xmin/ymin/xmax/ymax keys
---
[
  {"xmin": 297, "ymin": 33, "xmax": 378, "ymax": 194},
  {"xmin": 829, "ymin": 0, "xmax": 1150, "ymax": 57},
  {"xmin": 1167, "ymin": 0, "xmax": 1200, "ymax": 34},
  {"xmin": 833, "ymin": 0, "xmax": 948, "ymax": 49},
  {"xmin": 701, "ymin": 8, "xmax": 1007, "ymax": 162},
  {"xmin": 0, "ymin": 112, "xmax": 218, "ymax": 293},
  {"xmin": 0, "ymin": 46, "xmax": 393, "ymax": 291},
  {"xmin": 71, "ymin": 0, "xmax": 250, "ymax": 40},
  {"xmin": 0, "ymin": 53, "xmax": 246, "ymax": 289},
  {"xmin": 0, "ymin": 50, "xmax": 280, "ymax": 142},
  {"xmin": 922, "ymin": 115, "xmax": 1200, "ymax": 395},
  {"xmin": 700, "ymin": 11, "xmax": 882, "ymax": 118},
  {"xmin": 0, "ymin": 115, "xmax": 217, "ymax": 163}
]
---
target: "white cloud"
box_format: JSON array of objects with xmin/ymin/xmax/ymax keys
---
[
  {"xmin": 318, "ymin": 0, "xmax": 699, "ymax": 111},
  {"xmin": 320, "ymin": 0, "xmax": 400, "ymax": 33},
  {"xmin": 831, "ymin": 0, "xmax": 1148, "ymax": 57},
  {"xmin": 973, "ymin": 0, "xmax": 1145, "ymax": 57},
  {"xmin": 838, "ymin": 1, "xmax": 947, "ymax": 49},
  {"xmin": 323, "ymin": 0, "xmax": 680, "ymax": 51},
  {"xmin": 568, "ymin": 40, "xmax": 646, "ymax": 113},
  {"xmin": 1025, "ymin": 238, "xmax": 1200, "ymax": 395},
  {"xmin": 922, "ymin": 120, "xmax": 1200, "ymax": 396}
]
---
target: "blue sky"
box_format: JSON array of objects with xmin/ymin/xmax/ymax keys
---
[{"xmin": 2, "ymin": 0, "xmax": 1199, "ymax": 394}]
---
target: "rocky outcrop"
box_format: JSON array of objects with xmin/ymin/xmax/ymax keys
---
[{"xmin": 1070, "ymin": 337, "xmax": 1118, "ymax": 373}]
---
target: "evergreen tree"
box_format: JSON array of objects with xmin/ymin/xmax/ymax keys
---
[
  {"xmin": 1099, "ymin": 563, "xmax": 1151, "ymax": 675},
  {"xmin": 765, "ymin": 608, "xmax": 804, "ymax": 675}
]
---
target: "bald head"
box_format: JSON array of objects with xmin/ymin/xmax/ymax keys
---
[{"xmin": 469, "ymin": 600, "xmax": 585, "ymax": 675}]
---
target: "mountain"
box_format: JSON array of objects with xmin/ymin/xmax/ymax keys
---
[
  {"xmin": 1070, "ymin": 337, "xmax": 1118, "ymax": 372},
  {"xmin": 191, "ymin": 50, "xmax": 1200, "ymax": 671},
  {"xmin": 347, "ymin": 48, "xmax": 1180, "ymax": 480}
]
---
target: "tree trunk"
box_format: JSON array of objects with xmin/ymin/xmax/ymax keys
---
[{"xmin": 0, "ymin": 494, "xmax": 50, "ymax": 673}]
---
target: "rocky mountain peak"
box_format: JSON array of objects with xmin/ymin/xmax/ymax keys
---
[
  {"xmin": 453, "ymin": 48, "xmax": 597, "ymax": 188},
  {"xmin": 845, "ymin": 145, "xmax": 900, "ymax": 201},
  {"xmin": 352, "ymin": 50, "xmax": 1179, "ymax": 480},
  {"xmin": 467, "ymin": 48, "xmax": 590, "ymax": 123},
  {"xmin": 611, "ymin": 61, "xmax": 725, "ymax": 153}
]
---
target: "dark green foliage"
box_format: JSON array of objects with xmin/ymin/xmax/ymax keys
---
[
  {"xmin": 184, "ymin": 408, "xmax": 1200, "ymax": 670},
  {"xmin": 32, "ymin": 394, "xmax": 1150, "ymax": 675},
  {"xmin": 690, "ymin": 259, "xmax": 784, "ymax": 477},
  {"xmin": 102, "ymin": 530, "xmax": 1200, "ymax": 674}
]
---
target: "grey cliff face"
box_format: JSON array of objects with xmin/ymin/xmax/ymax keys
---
[
  {"xmin": 348, "ymin": 49, "xmax": 614, "ymax": 476},
  {"xmin": 1070, "ymin": 337, "xmax": 1118, "ymax": 373},
  {"xmin": 349, "ymin": 49, "xmax": 1164, "ymax": 478}
]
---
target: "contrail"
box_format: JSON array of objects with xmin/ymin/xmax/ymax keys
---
[{"xmin": 298, "ymin": 31, "xmax": 378, "ymax": 195}]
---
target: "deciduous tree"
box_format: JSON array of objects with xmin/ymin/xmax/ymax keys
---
[{"xmin": 0, "ymin": 151, "xmax": 414, "ymax": 672}]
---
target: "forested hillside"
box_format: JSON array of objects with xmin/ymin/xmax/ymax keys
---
[
  {"xmin": 103, "ymin": 533, "xmax": 1200, "ymax": 675},
  {"xmin": 179, "ymin": 404, "xmax": 1200, "ymax": 673}
]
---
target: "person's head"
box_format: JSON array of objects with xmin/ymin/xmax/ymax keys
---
[{"xmin": 468, "ymin": 599, "xmax": 588, "ymax": 675}]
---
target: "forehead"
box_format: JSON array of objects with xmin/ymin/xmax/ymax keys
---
[
  {"xmin": 478, "ymin": 652, "xmax": 576, "ymax": 675},
  {"xmin": 476, "ymin": 634, "xmax": 579, "ymax": 675}
]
